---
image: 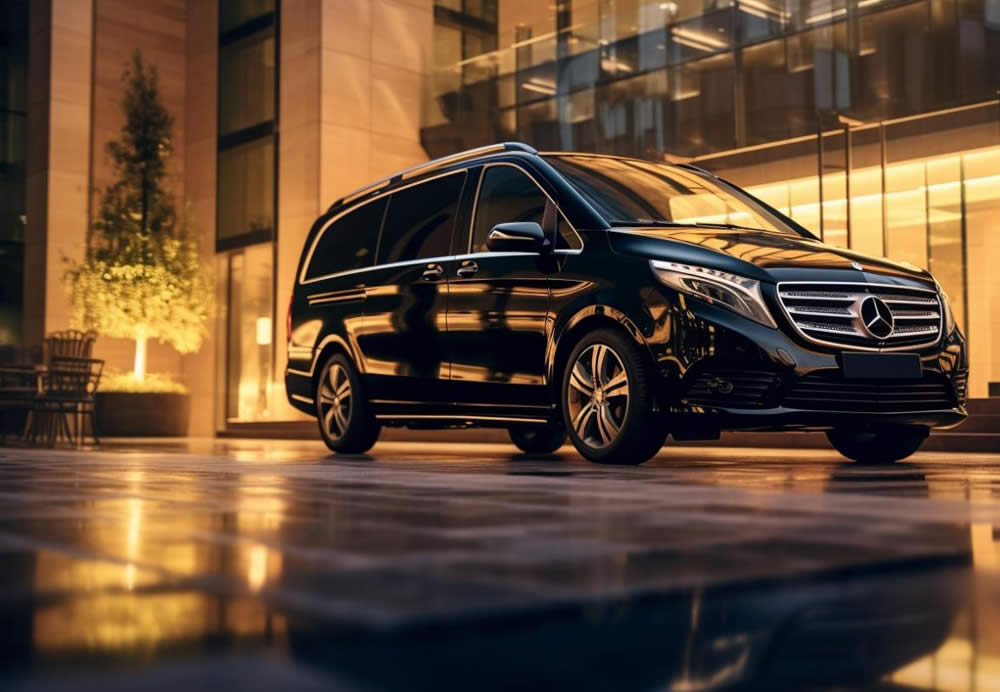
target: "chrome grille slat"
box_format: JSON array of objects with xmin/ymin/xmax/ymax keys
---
[
  {"xmin": 892, "ymin": 312, "xmax": 940, "ymax": 320},
  {"xmin": 798, "ymin": 322, "xmax": 863, "ymax": 335},
  {"xmin": 875, "ymin": 295, "xmax": 938, "ymax": 306},
  {"xmin": 786, "ymin": 306, "xmax": 855, "ymax": 317},
  {"xmin": 779, "ymin": 291, "xmax": 854, "ymax": 301},
  {"xmin": 776, "ymin": 280, "xmax": 942, "ymax": 351},
  {"xmin": 887, "ymin": 325, "xmax": 939, "ymax": 337}
]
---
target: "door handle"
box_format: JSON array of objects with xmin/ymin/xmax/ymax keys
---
[
  {"xmin": 456, "ymin": 261, "xmax": 479, "ymax": 278},
  {"xmin": 421, "ymin": 264, "xmax": 444, "ymax": 281}
]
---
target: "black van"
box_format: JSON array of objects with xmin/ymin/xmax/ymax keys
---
[{"xmin": 285, "ymin": 143, "xmax": 967, "ymax": 465}]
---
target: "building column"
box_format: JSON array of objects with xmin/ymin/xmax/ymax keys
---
[
  {"xmin": 273, "ymin": 0, "xmax": 433, "ymax": 418},
  {"xmin": 24, "ymin": 0, "xmax": 94, "ymax": 347},
  {"xmin": 183, "ymin": 0, "xmax": 218, "ymax": 436}
]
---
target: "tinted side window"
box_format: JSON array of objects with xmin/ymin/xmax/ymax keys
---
[
  {"xmin": 471, "ymin": 166, "xmax": 546, "ymax": 253},
  {"xmin": 304, "ymin": 197, "xmax": 386, "ymax": 280},
  {"xmin": 377, "ymin": 173, "xmax": 466, "ymax": 264},
  {"xmin": 555, "ymin": 217, "xmax": 582, "ymax": 250}
]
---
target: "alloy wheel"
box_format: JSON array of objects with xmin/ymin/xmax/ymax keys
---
[
  {"xmin": 318, "ymin": 362, "xmax": 352, "ymax": 441},
  {"xmin": 566, "ymin": 343, "xmax": 630, "ymax": 448}
]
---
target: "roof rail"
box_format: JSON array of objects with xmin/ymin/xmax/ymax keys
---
[
  {"xmin": 329, "ymin": 142, "xmax": 538, "ymax": 211},
  {"xmin": 675, "ymin": 162, "xmax": 715, "ymax": 176}
]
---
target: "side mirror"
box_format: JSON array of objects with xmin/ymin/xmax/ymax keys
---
[{"xmin": 486, "ymin": 222, "xmax": 548, "ymax": 254}]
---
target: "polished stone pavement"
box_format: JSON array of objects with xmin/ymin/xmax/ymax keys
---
[{"xmin": 0, "ymin": 439, "xmax": 998, "ymax": 691}]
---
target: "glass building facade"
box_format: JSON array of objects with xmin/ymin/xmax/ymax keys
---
[
  {"xmin": 0, "ymin": 0, "xmax": 27, "ymax": 349},
  {"xmin": 425, "ymin": 0, "xmax": 1000, "ymax": 397}
]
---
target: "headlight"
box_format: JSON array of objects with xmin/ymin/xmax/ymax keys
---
[
  {"xmin": 936, "ymin": 282, "xmax": 956, "ymax": 335},
  {"xmin": 650, "ymin": 259, "xmax": 776, "ymax": 328}
]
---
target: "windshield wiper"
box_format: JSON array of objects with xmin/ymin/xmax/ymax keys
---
[
  {"xmin": 691, "ymin": 221, "xmax": 770, "ymax": 232},
  {"xmin": 609, "ymin": 219, "xmax": 686, "ymax": 227}
]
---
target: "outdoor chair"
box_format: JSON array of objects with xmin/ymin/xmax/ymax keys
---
[
  {"xmin": 27, "ymin": 356, "xmax": 104, "ymax": 447},
  {"xmin": 0, "ymin": 366, "xmax": 39, "ymax": 444},
  {"xmin": 0, "ymin": 332, "xmax": 97, "ymax": 445},
  {"xmin": 44, "ymin": 330, "xmax": 97, "ymax": 362}
]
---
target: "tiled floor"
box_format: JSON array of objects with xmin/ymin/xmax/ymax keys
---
[{"xmin": 0, "ymin": 439, "xmax": 998, "ymax": 690}]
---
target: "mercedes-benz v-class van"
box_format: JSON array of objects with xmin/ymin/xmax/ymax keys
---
[{"xmin": 285, "ymin": 143, "xmax": 967, "ymax": 465}]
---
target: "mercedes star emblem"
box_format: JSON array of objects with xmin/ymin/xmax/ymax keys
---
[
  {"xmin": 859, "ymin": 296, "xmax": 894, "ymax": 339},
  {"xmin": 851, "ymin": 261, "xmax": 864, "ymax": 271}
]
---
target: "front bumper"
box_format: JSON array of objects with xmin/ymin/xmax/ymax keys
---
[{"xmin": 646, "ymin": 291, "xmax": 968, "ymax": 432}]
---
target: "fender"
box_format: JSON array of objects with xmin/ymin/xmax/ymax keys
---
[
  {"xmin": 545, "ymin": 302, "xmax": 654, "ymax": 386},
  {"xmin": 291, "ymin": 332, "xmax": 366, "ymax": 379}
]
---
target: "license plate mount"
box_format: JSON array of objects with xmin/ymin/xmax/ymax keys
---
[{"xmin": 840, "ymin": 352, "xmax": 921, "ymax": 380}]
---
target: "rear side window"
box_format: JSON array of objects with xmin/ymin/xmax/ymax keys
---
[
  {"xmin": 304, "ymin": 198, "xmax": 386, "ymax": 280},
  {"xmin": 377, "ymin": 172, "xmax": 466, "ymax": 264},
  {"xmin": 471, "ymin": 165, "xmax": 582, "ymax": 253}
]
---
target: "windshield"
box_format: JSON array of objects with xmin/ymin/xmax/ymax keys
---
[{"xmin": 545, "ymin": 155, "xmax": 806, "ymax": 237}]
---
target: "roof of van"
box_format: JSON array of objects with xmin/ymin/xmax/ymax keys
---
[{"xmin": 328, "ymin": 142, "xmax": 539, "ymax": 212}]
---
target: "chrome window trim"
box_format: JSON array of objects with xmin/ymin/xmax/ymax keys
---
[
  {"xmin": 467, "ymin": 161, "xmax": 584, "ymax": 255},
  {"xmin": 301, "ymin": 250, "xmax": 545, "ymax": 293},
  {"xmin": 300, "ymin": 169, "xmax": 469, "ymax": 286},
  {"xmin": 775, "ymin": 280, "xmax": 943, "ymax": 352}
]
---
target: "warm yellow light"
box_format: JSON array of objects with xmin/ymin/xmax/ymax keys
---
[{"xmin": 255, "ymin": 316, "xmax": 272, "ymax": 346}]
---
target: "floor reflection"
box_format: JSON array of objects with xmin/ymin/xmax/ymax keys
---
[
  {"xmin": 0, "ymin": 441, "xmax": 997, "ymax": 691},
  {"xmin": 283, "ymin": 561, "xmax": 969, "ymax": 692}
]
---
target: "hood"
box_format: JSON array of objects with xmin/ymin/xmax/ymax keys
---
[{"xmin": 608, "ymin": 226, "xmax": 932, "ymax": 284}]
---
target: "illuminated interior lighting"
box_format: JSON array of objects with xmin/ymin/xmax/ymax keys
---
[
  {"xmin": 739, "ymin": 0, "xmax": 790, "ymax": 20},
  {"xmin": 600, "ymin": 57, "xmax": 634, "ymax": 73},
  {"xmin": 510, "ymin": 23, "xmax": 584, "ymax": 50},
  {"xmin": 672, "ymin": 27, "xmax": 729, "ymax": 51},
  {"xmin": 805, "ymin": 7, "xmax": 847, "ymax": 23},
  {"xmin": 521, "ymin": 81, "xmax": 556, "ymax": 95}
]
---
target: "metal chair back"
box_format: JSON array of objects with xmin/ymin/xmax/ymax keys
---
[{"xmin": 43, "ymin": 330, "xmax": 97, "ymax": 365}]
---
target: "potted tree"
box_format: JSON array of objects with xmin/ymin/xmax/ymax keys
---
[{"xmin": 65, "ymin": 52, "xmax": 211, "ymax": 436}]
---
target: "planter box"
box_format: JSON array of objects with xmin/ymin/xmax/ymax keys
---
[{"xmin": 96, "ymin": 392, "xmax": 190, "ymax": 437}]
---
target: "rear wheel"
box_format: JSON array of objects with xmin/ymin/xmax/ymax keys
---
[
  {"xmin": 316, "ymin": 353, "xmax": 380, "ymax": 454},
  {"xmin": 826, "ymin": 425, "xmax": 929, "ymax": 464},
  {"xmin": 562, "ymin": 328, "xmax": 667, "ymax": 465},
  {"xmin": 508, "ymin": 423, "xmax": 567, "ymax": 454}
]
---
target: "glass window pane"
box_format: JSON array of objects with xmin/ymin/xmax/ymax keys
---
[
  {"xmin": 220, "ymin": 0, "xmax": 275, "ymax": 33},
  {"xmin": 378, "ymin": 173, "xmax": 466, "ymax": 263},
  {"xmin": 556, "ymin": 217, "xmax": 583, "ymax": 250},
  {"xmin": 219, "ymin": 28, "xmax": 276, "ymax": 135},
  {"xmin": 471, "ymin": 166, "xmax": 547, "ymax": 253},
  {"xmin": 305, "ymin": 199, "xmax": 386, "ymax": 280},
  {"xmin": 225, "ymin": 243, "xmax": 274, "ymax": 421},
  {"xmin": 218, "ymin": 137, "xmax": 274, "ymax": 241},
  {"xmin": 546, "ymin": 155, "xmax": 792, "ymax": 233}
]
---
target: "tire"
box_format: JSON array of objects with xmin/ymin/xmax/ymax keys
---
[
  {"xmin": 826, "ymin": 425, "xmax": 929, "ymax": 464},
  {"xmin": 508, "ymin": 422, "xmax": 567, "ymax": 454},
  {"xmin": 561, "ymin": 328, "xmax": 667, "ymax": 465},
  {"xmin": 315, "ymin": 353, "xmax": 380, "ymax": 454}
]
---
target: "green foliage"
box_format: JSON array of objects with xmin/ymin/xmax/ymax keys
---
[
  {"xmin": 65, "ymin": 52, "xmax": 212, "ymax": 355},
  {"xmin": 101, "ymin": 372, "xmax": 188, "ymax": 394}
]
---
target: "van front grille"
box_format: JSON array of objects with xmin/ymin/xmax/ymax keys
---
[
  {"xmin": 782, "ymin": 371, "xmax": 955, "ymax": 412},
  {"xmin": 776, "ymin": 281, "xmax": 942, "ymax": 351}
]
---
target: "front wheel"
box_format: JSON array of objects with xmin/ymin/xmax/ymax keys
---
[
  {"xmin": 826, "ymin": 425, "xmax": 929, "ymax": 464},
  {"xmin": 316, "ymin": 353, "xmax": 380, "ymax": 454},
  {"xmin": 562, "ymin": 328, "xmax": 667, "ymax": 465}
]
